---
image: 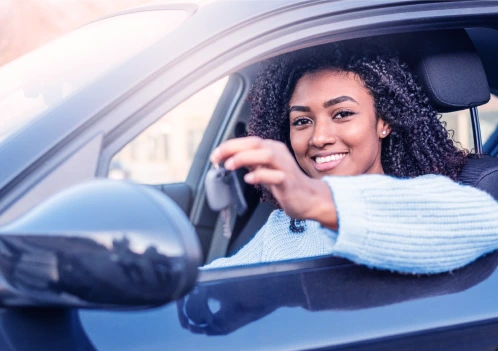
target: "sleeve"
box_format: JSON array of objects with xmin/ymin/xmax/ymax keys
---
[{"xmin": 320, "ymin": 174, "xmax": 498, "ymax": 274}]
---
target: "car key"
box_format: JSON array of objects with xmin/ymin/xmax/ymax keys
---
[{"xmin": 205, "ymin": 165, "xmax": 248, "ymax": 238}]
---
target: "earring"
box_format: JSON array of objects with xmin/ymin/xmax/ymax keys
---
[{"xmin": 382, "ymin": 131, "xmax": 387, "ymax": 135}]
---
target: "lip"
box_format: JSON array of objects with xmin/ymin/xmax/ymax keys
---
[{"xmin": 311, "ymin": 153, "xmax": 348, "ymax": 172}]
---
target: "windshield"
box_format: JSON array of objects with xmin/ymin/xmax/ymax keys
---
[{"xmin": 0, "ymin": 9, "xmax": 189, "ymax": 144}]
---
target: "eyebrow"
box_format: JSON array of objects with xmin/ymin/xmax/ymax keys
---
[
  {"xmin": 289, "ymin": 95, "xmax": 358, "ymax": 113},
  {"xmin": 323, "ymin": 96, "xmax": 358, "ymax": 108},
  {"xmin": 289, "ymin": 105, "xmax": 311, "ymax": 112}
]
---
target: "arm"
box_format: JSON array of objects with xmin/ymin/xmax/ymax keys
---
[
  {"xmin": 320, "ymin": 174, "xmax": 498, "ymax": 274},
  {"xmin": 210, "ymin": 137, "xmax": 498, "ymax": 274}
]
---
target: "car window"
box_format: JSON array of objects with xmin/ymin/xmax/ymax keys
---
[
  {"xmin": 109, "ymin": 77, "xmax": 228, "ymax": 184},
  {"xmin": 0, "ymin": 9, "xmax": 190, "ymax": 145},
  {"xmin": 440, "ymin": 94, "xmax": 498, "ymax": 151}
]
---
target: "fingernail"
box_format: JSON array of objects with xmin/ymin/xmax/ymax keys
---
[{"xmin": 244, "ymin": 173, "xmax": 254, "ymax": 183}]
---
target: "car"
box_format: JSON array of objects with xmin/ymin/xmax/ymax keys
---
[{"xmin": 1, "ymin": 0, "xmax": 498, "ymax": 349}]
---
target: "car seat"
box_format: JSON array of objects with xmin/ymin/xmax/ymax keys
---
[{"xmin": 399, "ymin": 29, "xmax": 498, "ymax": 200}]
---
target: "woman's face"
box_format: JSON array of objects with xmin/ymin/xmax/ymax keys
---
[{"xmin": 288, "ymin": 69, "xmax": 389, "ymax": 179}]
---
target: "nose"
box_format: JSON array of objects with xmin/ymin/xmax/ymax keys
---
[{"xmin": 309, "ymin": 117, "xmax": 336, "ymax": 148}]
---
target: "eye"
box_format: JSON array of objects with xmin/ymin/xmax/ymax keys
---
[
  {"xmin": 333, "ymin": 110, "xmax": 355, "ymax": 119},
  {"xmin": 291, "ymin": 117, "xmax": 312, "ymax": 126}
]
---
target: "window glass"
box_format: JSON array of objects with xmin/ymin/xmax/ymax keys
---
[
  {"xmin": 109, "ymin": 77, "xmax": 229, "ymax": 184},
  {"xmin": 0, "ymin": 10, "xmax": 189, "ymax": 144},
  {"xmin": 440, "ymin": 94, "xmax": 498, "ymax": 152}
]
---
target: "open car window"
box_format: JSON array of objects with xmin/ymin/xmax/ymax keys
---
[
  {"xmin": 200, "ymin": 28, "xmax": 498, "ymax": 274},
  {"xmin": 441, "ymin": 94, "xmax": 498, "ymax": 152}
]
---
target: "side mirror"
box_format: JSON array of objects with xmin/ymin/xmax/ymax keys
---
[{"xmin": 0, "ymin": 179, "xmax": 202, "ymax": 308}]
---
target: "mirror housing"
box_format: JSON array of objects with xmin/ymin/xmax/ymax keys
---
[{"xmin": 0, "ymin": 179, "xmax": 202, "ymax": 308}]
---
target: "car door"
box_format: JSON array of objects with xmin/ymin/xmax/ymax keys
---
[
  {"xmin": 80, "ymin": 1, "xmax": 498, "ymax": 349},
  {"xmin": 79, "ymin": 253, "xmax": 498, "ymax": 350}
]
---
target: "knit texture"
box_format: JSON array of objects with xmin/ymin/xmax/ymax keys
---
[{"xmin": 204, "ymin": 174, "xmax": 498, "ymax": 274}]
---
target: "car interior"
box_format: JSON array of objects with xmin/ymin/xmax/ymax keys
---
[{"xmin": 198, "ymin": 26, "xmax": 498, "ymax": 268}]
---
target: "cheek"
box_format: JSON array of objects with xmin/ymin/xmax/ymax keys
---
[
  {"xmin": 340, "ymin": 123, "xmax": 367, "ymax": 147},
  {"xmin": 289, "ymin": 130, "xmax": 307, "ymax": 157},
  {"xmin": 342, "ymin": 121, "xmax": 379, "ymax": 156},
  {"xmin": 289, "ymin": 130, "xmax": 312, "ymax": 170}
]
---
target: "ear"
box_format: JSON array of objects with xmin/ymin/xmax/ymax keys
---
[{"xmin": 377, "ymin": 118, "xmax": 391, "ymax": 139}]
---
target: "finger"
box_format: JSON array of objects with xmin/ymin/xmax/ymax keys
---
[
  {"xmin": 210, "ymin": 136, "xmax": 268, "ymax": 164},
  {"xmin": 225, "ymin": 149, "xmax": 280, "ymax": 171},
  {"xmin": 244, "ymin": 168, "xmax": 286, "ymax": 185}
]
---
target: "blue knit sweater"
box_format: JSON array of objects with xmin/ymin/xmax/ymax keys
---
[{"xmin": 205, "ymin": 174, "xmax": 498, "ymax": 274}]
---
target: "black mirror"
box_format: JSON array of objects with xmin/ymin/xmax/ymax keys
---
[{"xmin": 0, "ymin": 179, "xmax": 202, "ymax": 308}]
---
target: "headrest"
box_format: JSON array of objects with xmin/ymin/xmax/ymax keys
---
[
  {"xmin": 458, "ymin": 155, "xmax": 498, "ymax": 200},
  {"xmin": 397, "ymin": 29, "xmax": 490, "ymax": 112}
]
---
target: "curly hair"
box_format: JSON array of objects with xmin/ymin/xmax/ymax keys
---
[{"xmin": 247, "ymin": 41, "xmax": 468, "ymax": 208}]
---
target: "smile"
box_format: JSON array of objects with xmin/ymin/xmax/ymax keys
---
[
  {"xmin": 315, "ymin": 153, "xmax": 347, "ymax": 164},
  {"xmin": 312, "ymin": 153, "xmax": 348, "ymax": 171}
]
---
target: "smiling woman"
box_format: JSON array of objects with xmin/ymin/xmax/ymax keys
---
[
  {"xmin": 288, "ymin": 70, "xmax": 387, "ymax": 178},
  {"xmin": 204, "ymin": 42, "xmax": 498, "ymax": 274}
]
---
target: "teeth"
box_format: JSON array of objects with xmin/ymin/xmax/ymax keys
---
[{"xmin": 315, "ymin": 153, "xmax": 346, "ymax": 164}]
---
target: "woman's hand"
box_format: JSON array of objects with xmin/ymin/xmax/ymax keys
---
[{"xmin": 210, "ymin": 136, "xmax": 338, "ymax": 230}]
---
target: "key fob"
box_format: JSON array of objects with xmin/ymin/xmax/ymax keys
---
[
  {"xmin": 205, "ymin": 167, "xmax": 247, "ymax": 215},
  {"xmin": 227, "ymin": 170, "xmax": 248, "ymax": 216},
  {"xmin": 205, "ymin": 168, "xmax": 233, "ymax": 212}
]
